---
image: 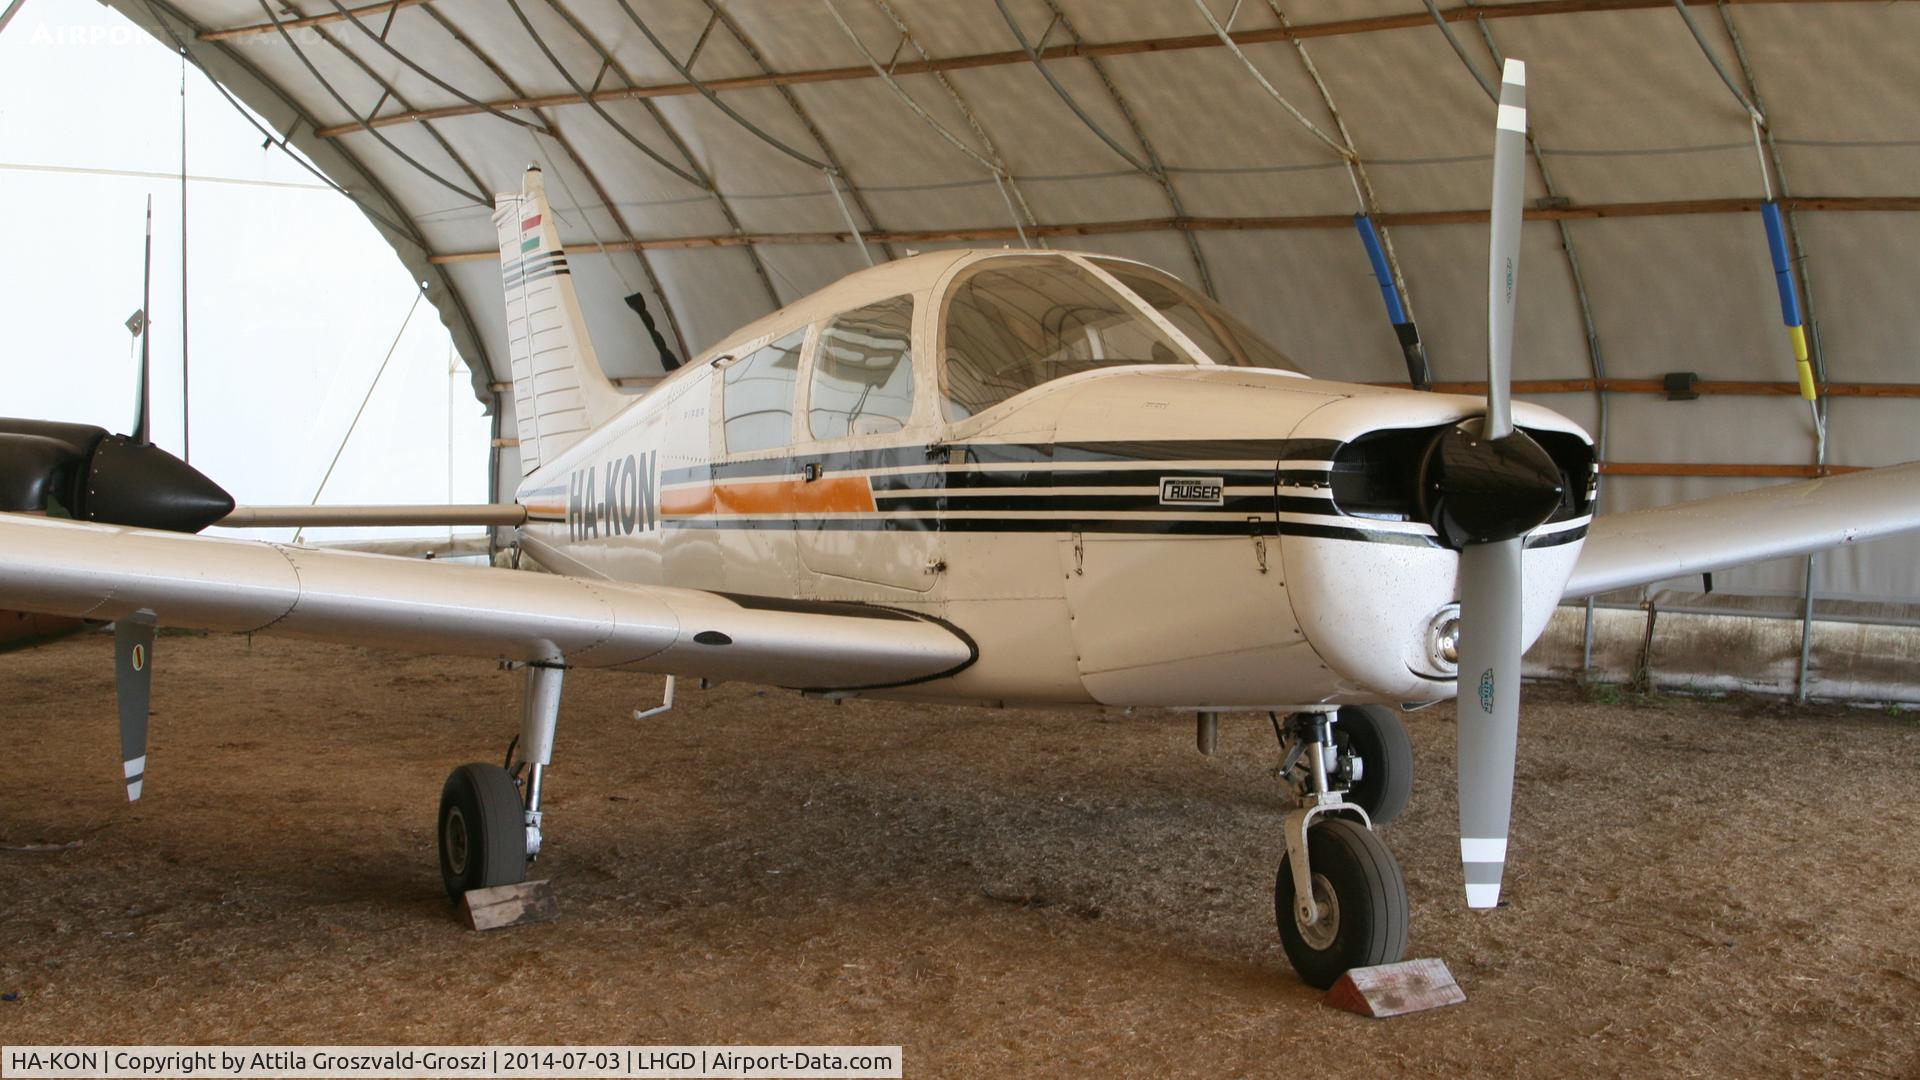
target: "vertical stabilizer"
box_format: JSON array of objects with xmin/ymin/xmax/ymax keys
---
[{"xmin": 493, "ymin": 167, "xmax": 627, "ymax": 475}]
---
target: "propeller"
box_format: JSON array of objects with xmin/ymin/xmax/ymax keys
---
[
  {"xmin": 1414, "ymin": 59, "xmax": 1565, "ymax": 909},
  {"xmin": 0, "ymin": 198, "xmax": 229, "ymax": 531},
  {"xmin": 132, "ymin": 196, "xmax": 154, "ymax": 448},
  {"xmin": 1, "ymin": 208, "xmax": 224, "ymax": 805},
  {"xmin": 114, "ymin": 612, "xmax": 156, "ymax": 801}
]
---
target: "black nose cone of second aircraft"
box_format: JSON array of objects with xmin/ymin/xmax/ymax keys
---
[
  {"xmin": 1419, "ymin": 423, "xmax": 1565, "ymax": 549},
  {"xmin": 80, "ymin": 434, "xmax": 235, "ymax": 533},
  {"xmin": 0, "ymin": 420, "xmax": 234, "ymax": 534}
]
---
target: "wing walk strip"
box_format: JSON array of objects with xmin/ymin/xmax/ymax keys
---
[{"xmin": 637, "ymin": 440, "xmax": 1591, "ymax": 548}]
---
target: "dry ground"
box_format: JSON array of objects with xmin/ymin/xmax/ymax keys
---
[{"xmin": 2, "ymin": 632, "xmax": 1918, "ymax": 1078}]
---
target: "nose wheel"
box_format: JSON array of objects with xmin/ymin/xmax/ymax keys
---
[
  {"xmin": 1270, "ymin": 709, "xmax": 1411, "ymax": 987},
  {"xmin": 1275, "ymin": 817, "xmax": 1410, "ymax": 988}
]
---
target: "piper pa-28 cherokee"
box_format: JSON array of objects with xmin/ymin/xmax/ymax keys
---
[{"xmin": 5, "ymin": 61, "xmax": 1919, "ymax": 987}]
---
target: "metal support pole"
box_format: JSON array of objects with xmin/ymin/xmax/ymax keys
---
[
  {"xmin": 827, "ymin": 171, "xmax": 875, "ymax": 267},
  {"xmin": 179, "ymin": 46, "xmax": 191, "ymax": 463},
  {"xmin": 1714, "ymin": 0, "xmax": 1830, "ymax": 701},
  {"xmin": 1797, "ymin": 557, "xmax": 1817, "ymax": 703},
  {"xmin": 1582, "ymin": 596, "xmax": 1596, "ymax": 672}
]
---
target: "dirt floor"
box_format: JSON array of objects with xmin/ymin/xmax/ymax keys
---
[{"xmin": 2, "ymin": 632, "xmax": 1918, "ymax": 1078}]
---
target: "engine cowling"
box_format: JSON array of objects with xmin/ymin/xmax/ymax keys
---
[{"xmin": 0, "ymin": 418, "xmax": 233, "ymax": 533}]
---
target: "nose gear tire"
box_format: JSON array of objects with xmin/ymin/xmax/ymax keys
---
[{"xmin": 1274, "ymin": 817, "xmax": 1409, "ymax": 988}]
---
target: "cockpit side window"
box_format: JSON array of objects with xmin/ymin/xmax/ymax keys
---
[
  {"xmin": 809, "ymin": 295, "xmax": 915, "ymax": 439},
  {"xmin": 940, "ymin": 261, "xmax": 1197, "ymax": 421},
  {"xmin": 721, "ymin": 328, "xmax": 805, "ymax": 454}
]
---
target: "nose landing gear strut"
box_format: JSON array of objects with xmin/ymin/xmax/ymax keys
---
[{"xmin": 1271, "ymin": 707, "xmax": 1411, "ymax": 988}]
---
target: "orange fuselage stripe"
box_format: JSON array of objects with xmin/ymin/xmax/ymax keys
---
[{"xmin": 660, "ymin": 476, "xmax": 877, "ymax": 517}]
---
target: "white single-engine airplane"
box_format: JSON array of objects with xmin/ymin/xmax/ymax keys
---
[{"xmin": 5, "ymin": 61, "xmax": 1919, "ymax": 986}]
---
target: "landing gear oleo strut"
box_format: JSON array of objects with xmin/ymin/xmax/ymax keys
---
[
  {"xmin": 437, "ymin": 662, "xmax": 563, "ymax": 899},
  {"xmin": 1271, "ymin": 707, "xmax": 1411, "ymax": 988}
]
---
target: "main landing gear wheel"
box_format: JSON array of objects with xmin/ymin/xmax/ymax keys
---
[
  {"xmin": 1275, "ymin": 817, "xmax": 1410, "ymax": 989},
  {"xmin": 438, "ymin": 763, "xmax": 527, "ymax": 899},
  {"xmin": 1336, "ymin": 704, "xmax": 1414, "ymax": 825}
]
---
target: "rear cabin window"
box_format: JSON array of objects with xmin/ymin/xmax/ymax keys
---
[
  {"xmin": 722, "ymin": 329, "xmax": 805, "ymax": 453},
  {"xmin": 808, "ymin": 295, "xmax": 916, "ymax": 439}
]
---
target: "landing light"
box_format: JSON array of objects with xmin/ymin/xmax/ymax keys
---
[{"xmin": 1426, "ymin": 607, "xmax": 1462, "ymax": 670}]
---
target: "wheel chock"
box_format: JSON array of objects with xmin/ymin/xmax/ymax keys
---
[
  {"xmin": 461, "ymin": 878, "xmax": 560, "ymax": 932},
  {"xmin": 1324, "ymin": 958, "xmax": 1465, "ymax": 1017}
]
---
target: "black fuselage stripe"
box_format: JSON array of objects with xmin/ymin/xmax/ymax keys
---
[
  {"xmin": 654, "ymin": 514, "xmax": 1455, "ymax": 545},
  {"xmin": 1276, "ymin": 469, "xmax": 1333, "ymax": 488},
  {"xmin": 647, "ymin": 516, "xmax": 1590, "ymax": 548},
  {"xmin": 661, "ymin": 439, "xmax": 1345, "ymax": 486},
  {"xmin": 866, "ymin": 467, "xmax": 1284, "ymax": 492},
  {"xmin": 867, "ymin": 493, "xmax": 1334, "ymax": 515}
]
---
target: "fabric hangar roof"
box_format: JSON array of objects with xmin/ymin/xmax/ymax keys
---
[{"xmin": 105, "ymin": 0, "xmax": 1920, "ymax": 598}]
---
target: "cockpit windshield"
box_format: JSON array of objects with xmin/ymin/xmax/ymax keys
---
[
  {"xmin": 1088, "ymin": 259, "xmax": 1299, "ymax": 374},
  {"xmin": 939, "ymin": 257, "xmax": 1298, "ymax": 420}
]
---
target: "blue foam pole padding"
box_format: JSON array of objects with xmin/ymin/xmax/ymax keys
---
[
  {"xmin": 1762, "ymin": 201, "xmax": 1802, "ymax": 327},
  {"xmin": 1353, "ymin": 214, "xmax": 1409, "ymax": 325}
]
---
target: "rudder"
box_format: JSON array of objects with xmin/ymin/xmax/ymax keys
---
[{"xmin": 493, "ymin": 166, "xmax": 626, "ymax": 476}]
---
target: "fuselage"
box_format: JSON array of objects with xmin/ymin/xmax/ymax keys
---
[{"xmin": 511, "ymin": 250, "xmax": 1594, "ymax": 711}]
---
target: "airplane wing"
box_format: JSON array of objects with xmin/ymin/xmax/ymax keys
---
[
  {"xmin": 0, "ymin": 512, "xmax": 974, "ymax": 692},
  {"xmin": 1563, "ymin": 462, "xmax": 1920, "ymax": 600}
]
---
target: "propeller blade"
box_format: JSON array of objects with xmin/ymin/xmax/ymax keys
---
[
  {"xmin": 1485, "ymin": 58, "xmax": 1527, "ymax": 440},
  {"xmin": 133, "ymin": 196, "xmax": 154, "ymax": 448},
  {"xmin": 1454, "ymin": 57, "xmax": 1532, "ymax": 909},
  {"xmin": 1455, "ymin": 539, "xmax": 1523, "ymax": 907},
  {"xmin": 114, "ymin": 612, "xmax": 155, "ymax": 802}
]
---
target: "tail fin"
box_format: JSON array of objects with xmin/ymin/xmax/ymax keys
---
[{"xmin": 493, "ymin": 166, "xmax": 626, "ymax": 476}]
